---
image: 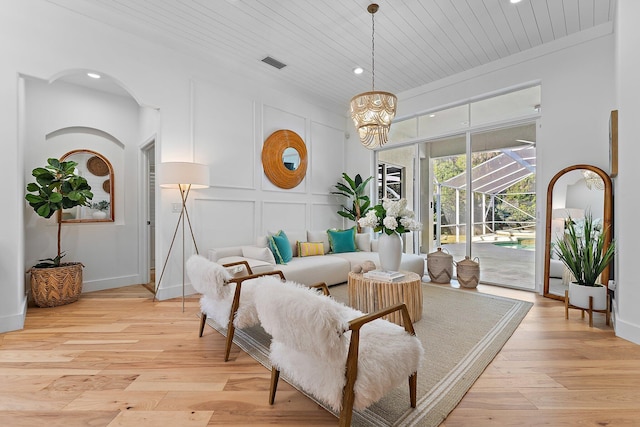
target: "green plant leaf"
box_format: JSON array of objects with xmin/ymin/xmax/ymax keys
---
[
  {"xmin": 355, "ymin": 175, "xmax": 373, "ymax": 195},
  {"xmin": 47, "ymin": 158, "xmax": 61, "ymax": 169},
  {"xmin": 25, "ymin": 194, "xmax": 43, "ymax": 203},
  {"xmin": 36, "ymin": 204, "xmax": 52, "ymax": 218}
]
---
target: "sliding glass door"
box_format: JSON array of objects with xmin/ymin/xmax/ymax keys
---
[
  {"xmin": 414, "ymin": 123, "xmax": 536, "ymax": 289},
  {"xmin": 469, "ymin": 125, "xmax": 536, "ymax": 289}
]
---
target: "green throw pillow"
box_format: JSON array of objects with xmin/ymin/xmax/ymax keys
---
[
  {"xmin": 327, "ymin": 227, "xmax": 357, "ymax": 253},
  {"xmin": 268, "ymin": 230, "xmax": 292, "ymax": 264}
]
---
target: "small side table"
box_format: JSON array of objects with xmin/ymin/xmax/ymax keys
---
[{"xmin": 348, "ymin": 271, "xmax": 423, "ymax": 326}]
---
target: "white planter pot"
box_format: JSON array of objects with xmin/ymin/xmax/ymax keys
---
[
  {"xmin": 378, "ymin": 232, "xmax": 402, "ymax": 272},
  {"xmin": 92, "ymin": 211, "xmax": 107, "ymax": 219},
  {"xmin": 568, "ymin": 282, "xmax": 607, "ymax": 310}
]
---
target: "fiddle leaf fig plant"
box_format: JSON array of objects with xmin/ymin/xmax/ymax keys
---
[
  {"xmin": 25, "ymin": 158, "xmax": 93, "ymax": 267},
  {"xmin": 331, "ymin": 173, "xmax": 373, "ymax": 233}
]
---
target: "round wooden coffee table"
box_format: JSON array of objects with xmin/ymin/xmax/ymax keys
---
[{"xmin": 348, "ymin": 271, "xmax": 423, "ymax": 326}]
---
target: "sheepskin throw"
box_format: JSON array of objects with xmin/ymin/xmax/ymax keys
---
[
  {"xmin": 254, "ymin": 277, "xmax": 424, "ymax": 412},
  {"xmin": 186, "ymin": 254, "xmax": 260, "ymax": 329}
]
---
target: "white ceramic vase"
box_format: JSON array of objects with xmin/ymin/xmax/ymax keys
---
[
  {"xmin": 568, "ymin": 282, "xmax": 607, "ymax": 310},
  {"xmin": 92, "ymin": 211, "xmax": 107, "ymax": 219},
  {"xmin": 378, "ymin": 232, "xmax": 402, "ymax": 272}
]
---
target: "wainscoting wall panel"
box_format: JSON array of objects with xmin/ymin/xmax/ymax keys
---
[
  {"xmin": 193, "ymin": 79, "xmax": 255, "ymax": 189},
  {"xmin": 310, "ymin": 202, "xmax": 345, "ymax": 232},
  {"xmin": 310, "ymin": 121, "xmax": 345, "ymax": 195},
  {"xmin": 194, "ymin": 198, "xmax": 256, "ymax": 250},
  {"xmin": 262, "ymin": 201, "xmax": 306, "ymax": 234}
]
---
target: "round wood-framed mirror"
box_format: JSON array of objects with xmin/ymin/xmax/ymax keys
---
[
  {"xmin": 262, "ymin": 129, "xmax": 307, "ymax": 189},
  {"xmin": 543, "ymin": 164, "xmax": 612, "ymax": 300}
]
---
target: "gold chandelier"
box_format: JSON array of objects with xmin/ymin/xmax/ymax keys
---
[{"xmin": 350, "ymin": 3, "xmax": 397, "ymax": 149}]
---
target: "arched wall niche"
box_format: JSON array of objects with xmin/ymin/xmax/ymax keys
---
[
  {"xmin": 50, "ymin": 69, "xmax": 140, "ymax": 104},
  {"xmin": 22, "ymin": 68, "xmax": 159, "ymax": 293},
  {"xmin": 47, "ymin": 126, "xmax": 125, "ymax": 148}
]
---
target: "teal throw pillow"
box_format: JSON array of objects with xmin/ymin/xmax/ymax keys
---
[
  {"xmin": 268, "ymin": 230, "xmax": 292, "ymax": 264},
  {"xmin": 327, "ymin": 227, "xmax": 357, "ymax": 253}
]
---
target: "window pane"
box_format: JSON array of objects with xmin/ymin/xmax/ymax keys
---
[
  {"xmin": 389, "ymin": 117, "xmax": 417, "ymax": 143},
  {"xmin": 470, "ymin": 86, "xmax": 540, "ymax": 126},
  {"xmin": 418, "ymin": 104, "xmax": 469, "ymax": 139}
]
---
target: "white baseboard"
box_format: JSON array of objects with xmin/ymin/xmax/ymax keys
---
[
  {"xmin": 0, "ymin": 297, "xmax": 28, "ymax": 333},
  {"xmin": 155, "ymin": 282, "xmax": 196, "ymax": 301},
  {"xmin": 82, "ymin": 274, "xmax": 144, "ymax": 293},
  {"xmin": 613, "ymin": 305, "xmax": 640, "ymax": 345}
]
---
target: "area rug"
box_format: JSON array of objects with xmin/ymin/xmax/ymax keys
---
[{"xmin": 206, "ymin": 283, "xmax": 532, "ymax": 426}]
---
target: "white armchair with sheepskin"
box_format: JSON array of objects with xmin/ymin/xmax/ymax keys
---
[
  {"xmin": 253, "ymin": 276, "xmax": 424, "ymax": 427},
  {"xmin": 186, "ymin": 254, "xmax": 285, "ymax": 361}
]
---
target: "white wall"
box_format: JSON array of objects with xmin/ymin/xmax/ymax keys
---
[
  {"xmin": 615, "ymin": 0, "xmax": 640, "ymax": 344},
  {"xmin": 0, "ymin": 0, "xmax": 348, "ymax": 332}
]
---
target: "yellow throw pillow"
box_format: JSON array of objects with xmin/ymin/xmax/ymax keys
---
[{"xmin": 297, "ymin": 241, "xmax": 325, "ymax": 257}]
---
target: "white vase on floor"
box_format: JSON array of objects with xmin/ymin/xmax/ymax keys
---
[
  {"xmin": 568, "ymin": 282, "xmax": 607, "ymax": 310},
  {"xmin": 378, "ymin": 232, "xmax": 402, "ymax": 272}
]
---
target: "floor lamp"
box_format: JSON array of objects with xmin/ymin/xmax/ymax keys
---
[{"xmin": 155, "ymin": 161, "xmax": 210, "ymax": 311}]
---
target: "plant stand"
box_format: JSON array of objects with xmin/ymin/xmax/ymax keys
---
[
  {"xmin": 564, "ymin": 290, "xmax": 610, "ymax": 327},
  {"xmin": 30, "ymin": 263, "xmax": 83, "ymax": 307}
]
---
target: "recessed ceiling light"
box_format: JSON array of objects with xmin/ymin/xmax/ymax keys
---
[
  {"xmin": 429, "ymin": 114, "xmax": 436, "ymax": 118},
  {"xmin": 510, "ymin": 0, "xmax": 522, "ymax": 3},
  {"xmin": 87, "ymin": 72, "xmax": 101, "ymax": 79},
  {"xmin": 353, "ymin": 67, "xmax": 364, "ymax": 75}
]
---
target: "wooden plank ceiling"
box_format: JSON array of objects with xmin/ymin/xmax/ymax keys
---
[{"xmin": 46, "ymin": 0, "xmax": 616, "ymax": 109}]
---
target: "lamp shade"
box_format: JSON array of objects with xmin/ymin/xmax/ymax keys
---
[{"xmin": 159, "ymin": 162, "xmax": 210, "ymax": 189}]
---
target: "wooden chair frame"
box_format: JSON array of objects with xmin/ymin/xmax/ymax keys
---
[
  {"xmin": 198, "ymin": 260, "xmax": 328, "ymax": 362},
  {"xmin": 268, "ymin": 301, "xmax": 418, "ymax": 427},
  {"xmin": 198, "ymin": 261, "xmax": 286, "ymax": 361}
]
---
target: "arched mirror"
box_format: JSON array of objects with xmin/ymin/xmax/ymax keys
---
[
  {"xmin": 60, "ymin": 149, "xmax": 114, "ymax": 222},
  {"xmin": 543, "ymin": 164, "xmax": 612, "ymax": 300},
  {"xmin": 262, "ymin": 129, "xmax": 307, "ymax": 189}
]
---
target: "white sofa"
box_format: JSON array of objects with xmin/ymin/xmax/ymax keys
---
[{"xmin": 208, "ymin": 230, "xmax": 426, "ymax": 286}]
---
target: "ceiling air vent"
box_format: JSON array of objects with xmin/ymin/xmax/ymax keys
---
[{"xmin": 261, "ymin": 56, "xmax": 287, "ymax": 70}]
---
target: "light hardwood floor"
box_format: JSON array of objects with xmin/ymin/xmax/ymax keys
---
[{"xmin": 1, "ymin": 284, "xmax": 639, "ymax": 426}]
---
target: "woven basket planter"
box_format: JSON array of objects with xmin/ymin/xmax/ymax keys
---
[
  {"xmin": 427, "ymin": 248, "xmax": 453, "ymax": 284},
  {"xmin": 455, "ymin": 256, "xmax": 480, "ymax": 288},
  {"xmin": 30, "ymin": 262, "xmax": 83, "ymax": 307}
]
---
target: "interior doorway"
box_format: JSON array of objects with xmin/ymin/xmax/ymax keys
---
[{"xmin": 142, "ymin": 142, "xmax": 156, "ymax": 293}]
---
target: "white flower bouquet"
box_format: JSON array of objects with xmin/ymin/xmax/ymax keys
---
[{"xmin": 358, "ymin": 198, "xmax": 422, "ymax": 235}]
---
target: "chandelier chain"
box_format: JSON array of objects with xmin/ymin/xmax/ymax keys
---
[
  {"xmin": 349, "ymin": 3, "xmax": 397, "ymax": 149},
  {"xmin": 371, "ymin": 10, "xmax": 375, "ymax": 91}
]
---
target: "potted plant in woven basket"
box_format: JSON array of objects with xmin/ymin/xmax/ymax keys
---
[
  {"xmin": 25, "ymin": 158, "xmax": 93, "ymax": 307},
  {"xmin": 554, "ymin": 211, "xmax": 615, "ymax": 311}
]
